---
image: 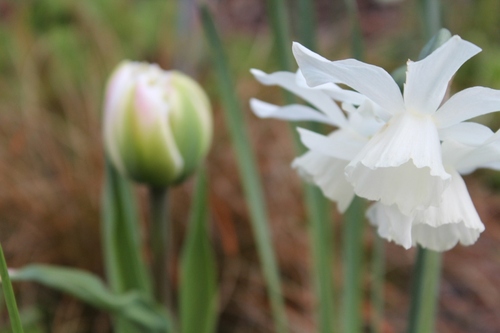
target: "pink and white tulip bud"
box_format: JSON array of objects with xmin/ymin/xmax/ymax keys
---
[{"xmin": 103, "ymin": 61, "xmax": 212, "ymax": 187}]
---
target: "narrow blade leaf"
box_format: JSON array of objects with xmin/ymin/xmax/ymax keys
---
[
  {"xmin": 11, "ymin": 265, "xmax": 171, "ymax": 332},
  {"xmin": 180, "ymin": 170, "xmax": 218, "ymax": 333}
]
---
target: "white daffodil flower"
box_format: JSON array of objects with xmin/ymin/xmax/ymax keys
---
[
  {"xmin": 250, "ymin": 69, "xmax": 383, "ymax": 212},
  {"xmin": 367, "ymin": 125, "xmax": 500, "ymax": 251},
  {"xmin": 293, "ymin": 36, "xmax": 500, "ymax": 215}
]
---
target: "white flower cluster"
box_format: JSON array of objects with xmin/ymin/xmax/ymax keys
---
[{"xmin": 250, "ymin": 35, "xmax": 500, "ymax": 251}]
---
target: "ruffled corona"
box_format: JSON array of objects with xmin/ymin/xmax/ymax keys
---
[
  {"xmin": 368, "ymin": 170, "xmax": 485, "ymax": 251},
  {"xmin": 367, "ymin": 129, "xmax": 500, "ymax": 251},
  {"xmin": 346, "ymin": 112, "xmax": 450, "ymax": 215}
]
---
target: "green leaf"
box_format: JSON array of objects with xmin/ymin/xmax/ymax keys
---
[
  {"xmin": 10, "ymin": 265, "xmax": 171, "ymax": 333},
  {"xmin": 0, "ymin": 243, "xmax": 24, "ymax": 333},
  {"xmin": 199, "ymin": 5, "xmax": 288, "ymax": 333},
  {"xmin": 265, "ymin": 0, "xmax": 293, "ymax": 72},
  {"xmin": 266, "ymin": 2, "xmax": 336, "ymax": 332},
  {"xmin": 102, "ymin": 160, "xmax": 153, "ymax": 332},
  {"xmin": 180, "ymin": 169, "xmax": 218, "ymax": 333},
  {"xmin": 101, "ymin": 160, "xmax": 152, "ymax": 296}
]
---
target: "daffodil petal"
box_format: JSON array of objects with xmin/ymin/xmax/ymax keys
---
[
  {"xmin": 452, "ymin": 131, "xmax": 500, "ymax": 174},
  {"xmin": 295, "ymin": 70, "xmax": 367, "ymax": 105},
  {"xmin": 292, "ymin": 42, "xmax": 405, "ymax": 116},
  {"xmin": 292, "ymin": 151, "xmax": 354, "ymax": 212},
  {"xmin": 404, "ymin": 35, "xmax": 481, "ymax": 115},
  {"xmin": 250, "ymin": 99, "xmax": 337, "ymax": 125},
  {"xmin": 251, "ymin": 69, "xmax": 347, "ymax": 127},
  {"xmin": 297, "ymin": 127, "xmax": 366, "ymax": 161},
  {"xmin": 434, "ymin": 86, "xmax": 500, "ymax": 128},
  {"xmin": 346, "ymin": 102, "xmax": 386, "ymax": 137},
  {"xmin": 438, "ymin": 122, "xmax": 493, "ymax": 145},
  {"xmin": 346, "ymin": 112, "xmax": 450, "ymax": 214},
  {"xmin": 366, "ymin": 203, "xmax": 413, "ymax": 249}
]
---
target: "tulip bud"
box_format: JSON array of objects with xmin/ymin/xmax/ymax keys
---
[{"xmin": 103, "ymin": 61, "xmax": 212, "ymax": 187}]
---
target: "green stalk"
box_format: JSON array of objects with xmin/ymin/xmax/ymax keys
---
[
  {"xmin": 407, "ymin": 248, "xmax": 442, "ymax": 333},
  {"xmin": 342, "ymin": 2, "xmax": 366, "ymax": 333},
  {"xmin": 370, "ymin": 234, "xmax": 385, "ymax": 333},
  {"xmin": 149, "ymin": 187, "xmax": 169, "ymax": 307},
  {"xmin": 343, "ymin": 0, "xmax": 364, "ymax": 60},
  {"xmin": 0, "ymin": 243, "xmax": 24, "ymax": 333},
  {"xmin": 267, "ymin": 2, "xmax": 335, "ymax": 332},
  {"xmin": 102, "ymin": 161, "xmax": 153, "ymax": 333},
  {"xmin": 342, "ymin": 197, "xmax": 365, "ymax": 333},
  {"xmin": 180, "ymin": 169, "xmax": 218, "ymax": 333},
  {"xmin": 307, "ymin": 189, "xmax": 334, "ymax": 333},
  {"xmin": 297, "ymin": 0, "xmax": 337, "ymax": 330},
  {"xmin": 101, "ymin": 161, "xmax": 152, "ymax": 296},
  {"xmin": 418, "ymin": 0, "xmax": 441, "ymax": 40},
  {"xmin": 199, "ymin": 6, "xmax": 288, "ymax": 333},
  {"xmin": 266, "ymin": 0, "xmax": 294, "ymax": 72},
  {"xmin": 265, "ymin": 0, "xmax": 296, "ymax": 107},
  {"xmin": 406, "ymin": 3, "xmax": 443, "ymax": 333},
  {"xmin": 297, "ymin": 0, "xmax": 317, "ymax": 51}
]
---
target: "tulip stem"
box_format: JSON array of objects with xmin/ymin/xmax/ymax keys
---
[{"xmin": 149, "ymin": 187, "xmax": 170, "ymax": 306}]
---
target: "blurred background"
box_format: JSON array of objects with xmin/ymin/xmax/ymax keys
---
[{"xmin": 1, "ymin": 0, "xmax": 500, "ymax": 332}]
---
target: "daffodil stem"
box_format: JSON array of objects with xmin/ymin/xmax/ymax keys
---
[
  {"xmin": 0, "ymin": 243, "xmax": 24, "ymax": 333},
  {"xmin": 342, "ymin": 197, "xmax": 365, "ymax": 333},
  {"xmin": 419, "ymin": 0, "xmax": 442, "ymax": 40},
  {"xmin": 408, "ymin": 2, "xmax": 443, "ymax": 332},
  {"xmin": 407, "ymin": 247, "xmax": 442, "ymax": 333},
  {"xmin": 149, "ymin": 187, "xmax": 170, "ymax": 307},
  {"xmin": 297, "ymin": 0, "xmax": 317, "ymax": 51},
  {"xmin": 343, "ymin": 0, "xmax": 365, "ymax": 60},
  {"xmin": 306, "ymin": 186, "xmax": 335, "ymax": 333},
  {"xmin": 266, "ymin": 0, "xmax": 294, "ymax": 73},
  {"xmin": 370, "ymin": 233, "xmax": 385, "ymax": 333}
]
